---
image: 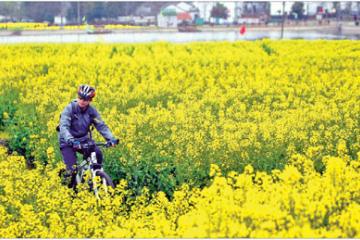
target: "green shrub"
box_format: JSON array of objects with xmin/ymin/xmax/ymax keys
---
[{"xmin": 0, "ymin": 89, "xmax": 19, "ymax": 130}]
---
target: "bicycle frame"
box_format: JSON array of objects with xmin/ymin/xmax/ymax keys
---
[
  {"xmin": 73, "ymin": 141, "xmax": 111, "ymax": 200},
  {"xmin": 68, "ymin": 126, "xmax": 118, "ymax": 199}
]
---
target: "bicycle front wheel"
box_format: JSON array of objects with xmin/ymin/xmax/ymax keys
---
[
  {"xmin": 92, "ymin": 170, "xmax": 115, "ymax": 199},
  {"xmin": 96, "ymin": 170, "xmax": 115, "ymax": 188}
]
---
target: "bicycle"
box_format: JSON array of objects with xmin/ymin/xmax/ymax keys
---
[{"xmin": 60, "ymin": 138, "xmax": 119, "ymax": 200}]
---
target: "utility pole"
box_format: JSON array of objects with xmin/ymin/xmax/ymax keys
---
[
  {"xmin": 281, "ymin": 1, "xmax": 285, "ymax": 39},
  {"xmin": 335, "ymin": 2, "xmax": 342, "ymax": 35},
  {"xmin": 16, "ymin": 1, "xmax": 21, "ymax": 21}
]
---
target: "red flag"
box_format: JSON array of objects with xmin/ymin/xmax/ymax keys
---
[{"xmin": 240, "ymin": 25, "xmax": 246, "ymax": 35}]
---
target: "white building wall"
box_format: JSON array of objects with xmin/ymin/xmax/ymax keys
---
[
  {"xmin": 303, "ymin": 2, "xmax": 337, "ymax": 16},
  {"xmin": 177, "ymin": 2, "xmax": 193, "ymax": 12},
  {"xmin": 192, "ymin": 2, "xmax": 216, "ymax": 22},
  {"xmin": 157, "ymin": 14, "xmax": 177, "ymax": 28},
  {"xmin": 303, "ymin": 3, "xmax": 319, "ymax": 15},
  {"xmin": 54, "ymin": 16, "xmax": 67, "ymax": 25},
  {"xmin": 270, "ymin": 2, "xmax": 294, "ymax": 16}
]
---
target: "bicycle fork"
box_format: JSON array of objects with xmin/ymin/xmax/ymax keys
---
[{"xmin": 90, "ymin": 152, "xmax": 108, "ymax": 200}]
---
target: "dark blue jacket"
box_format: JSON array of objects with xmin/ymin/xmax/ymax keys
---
[{"xmin": 58, "ymin": 99, "xmax": 115, "ymax": 147}]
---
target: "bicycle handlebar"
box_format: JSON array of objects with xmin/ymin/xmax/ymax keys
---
[{"xmin": 80, "ymin": 139, "xmax": 120, "ymax": 149}]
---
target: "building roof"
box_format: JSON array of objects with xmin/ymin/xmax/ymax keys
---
[
  {"xmin": 161, "ymin": 4, "xmax": 188, "ymax": 16},
  {"xmin": 134, "ymin": 2, "xmax": 167, "ymax": 16},
  {"xmin": 177, "ymin": 12, "xmax": 192, "ymax": 20},
  {"xmin": 177, "ymin": 2, "xmax": 199, "ymax": 12},
  {"xmin": 160, "ymin": 2, "xmax": 199, "ymax": 16}
]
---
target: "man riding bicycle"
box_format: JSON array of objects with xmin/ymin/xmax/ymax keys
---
[{"xmin": 58, "ymin": 84, "xmax": 118, "ymax": 183}]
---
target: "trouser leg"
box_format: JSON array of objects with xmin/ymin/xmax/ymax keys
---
[
  {"xmin": 60, "ymin": 146, "xmax": 78, "ymax": 171},
  {"xmin": 61, "ymin": 145, "xmax": 103, "ymax": 168},
  {"xmin": 94, "ymin": 145, "xmax": 103, "ymax": 165}
]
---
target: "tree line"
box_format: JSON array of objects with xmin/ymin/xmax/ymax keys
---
[
  {"xmin": 0, "ymin": 2, "xmax": 161, "ymax": 24},
  {"xmin": 0, "ymin": 2, "xmax": 358, "ymax": 24}
]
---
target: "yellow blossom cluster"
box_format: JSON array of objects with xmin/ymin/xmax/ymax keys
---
[
  {"xmin": 0, "ymin": 40, "xmax": 359, "ymax": 237},
  {"xmin": 0, "ymin": 22, "xmax": 49, "ymax": 30},
  {"xmin": 0, "ymin": 22, "xmax": 141, "ymax": 31},
  {"xmin": 0, "ymin": 145, "xmax": 359, "ymax": 237},
  {"xmin": 1, "ymin": 40, "xmax": 356, "ymax": 174}
]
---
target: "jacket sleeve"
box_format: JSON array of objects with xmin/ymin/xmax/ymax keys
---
[
  {"xmin": 59, "ymin": 104, "xmax": 74, "ymax": 144},
  {"xmin": 91, "ymin": 107, "xmax": 115, "ymax": 141}
]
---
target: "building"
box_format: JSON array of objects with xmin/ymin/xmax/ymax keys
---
[
  {"xmin": 157, "ymin": 2, "xmax": 200, "ymax": 28},
  {"xmin": 193, "ymin": 2, "xmax": 270, "ymax": 24},
  {"xmin": 270, "ymin": 2, "xmax": 294, "ymax": 16},
  {"xmin": 119, "ymin": 2, "xmax": 163, "ymax": 25},
  {"xmin": 54, "ymin": 16, "xmax": 67, "ymax": 25},
  {"xmin": 0, "ymin": 15, "xmax": 7, "ymax": 22},
  {"xmin": 192, "ymin": 2, "xmax": 217, "ymax": 23},
  {"xmin": 177, "ymin": 2, "xmax": 200, "ymax": 20},
  {"xmin": 193, "ymin": 2, "xmax": 235, "ymax": 24},
  {"xmin": 157, "ymin": 4, "xmax": 182, "ymax": 27},
  {"xmin": 235, "ymin": 2, "xmax": 269, "ymax": 24},
  {"xmin": 236, "ymin": 2, "xmax": 269, "ymax": 17}
]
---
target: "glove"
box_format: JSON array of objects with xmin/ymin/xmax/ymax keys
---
[
  {"xmin": 107, "ymin": 139, "xmax": 119, "ymax": 147},
  {"xmin": 72, "ymin": 140, "xmax": 81, "ymax": 150}
]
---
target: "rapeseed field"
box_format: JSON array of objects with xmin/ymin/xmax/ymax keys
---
[{"xmin": 0, "ymin": 40, "xmax": 359, "ymax": 237}]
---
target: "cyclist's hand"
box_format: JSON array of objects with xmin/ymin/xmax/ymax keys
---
[
  {"xmin": 107, "ymin": 139, "xmax": 119, "ymax": 147},
  {"xmin": 72, "ymin": 140, "xmax": 81, "ymax": 150}
]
